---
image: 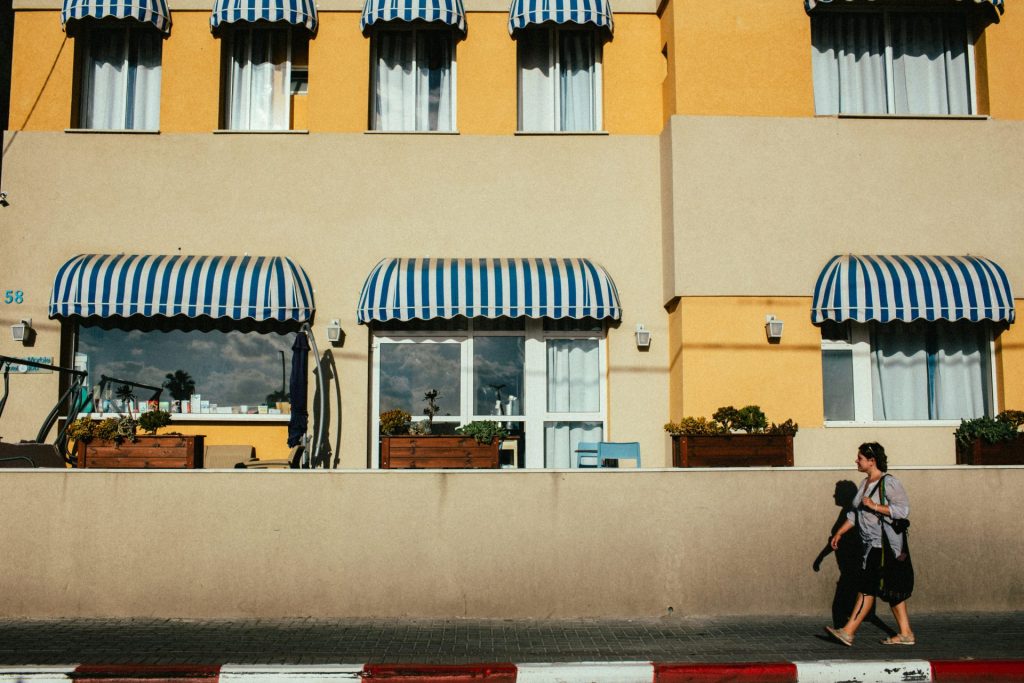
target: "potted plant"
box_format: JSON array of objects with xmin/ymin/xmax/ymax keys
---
[
  {"xmin": 379, "ymin": 395, "xmax": 505, "ymax": 469},
  {"xmin": 70, "ymin": 411, "xmax": 205, "ymax": 469},
  {"xmin": 954, "ymin": 410, "xmax": 1024, "ymax": 465},
  {"xmin": 665, "ymin": 405, "xmax": 797, "ymax": 468}
]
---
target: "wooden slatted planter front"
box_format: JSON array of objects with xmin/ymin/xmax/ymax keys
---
[
  {"xmin": 955, "ymin": 434, "xmax": 1024, "ymax": 465},
  {"xmin": 76, "ymin": 434, "xmax": 205, "ymax": 469},
  {"xmin": 381, "ymin": 435, "xmax": 499, "ymax": 469},
  {"xmin": 672, "ymin": 434, "xmax": 794, "ymax": 468}
]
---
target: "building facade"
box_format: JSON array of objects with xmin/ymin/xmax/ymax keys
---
[{"xmin": 1, "ymin": 0, "xmax": 1022, "ymax": 469}]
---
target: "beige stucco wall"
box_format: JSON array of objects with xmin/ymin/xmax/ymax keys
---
[
  {"xmin": 0, "ymin": 467, "xmax": 1020, "ymax": 618},
  {"xmin": 0, "ymin": 130, "xmax": 667, "ymax": 465}
]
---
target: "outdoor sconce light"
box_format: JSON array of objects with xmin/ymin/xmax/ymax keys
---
[
  {"xmin": 10, "ymin": 318, "xmax": 32, "ymax": 344},
  {"xmin": 635, "ymin": 323, "xmax": 652, "ymax": 349},
  {"xmin": 326, "ymin": 319, "xmax": 342, "ymax": 343},
  {"xmin": 765, "ymin": 315, "xmax": 784, "ymax": 342}
]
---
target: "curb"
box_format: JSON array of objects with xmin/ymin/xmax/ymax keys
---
[{"xmin": 2, "ymin": 660, "xmax": 1023, "ymax": 682}]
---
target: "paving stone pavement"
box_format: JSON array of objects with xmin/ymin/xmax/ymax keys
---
[{"xmin": 0, "ymin": 613, "xmax": 1021, "ymax": 665}]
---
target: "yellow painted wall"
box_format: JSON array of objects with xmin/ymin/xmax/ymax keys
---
[
  {"xmin": 674, "ymin": 297, "xmax": 823, "ymax": 426},
  {"xmin": 666, "ymin": 297, "xmax": 683, "ymax": 423},
  {"xmin": 659, "ymin": 0, "xmax": 677, "ymax": 123},
  {"xmin": 161, "ymin": 12, "xmax": 220, "ymax": 132},
  {"xmin": 669, "ymin": 0, "xmax": 814, "ymax": 118},
  {"xmin": 603, "ymin": 14, "xmax": 664, "ymax": 134},
  {"xmin": 998, "ymin": 310, "xmax": 1024, "ymax": 410},
  {"xmin": 8, "ymin": 11, "xmax": 73, "ymax": 131},
  {"xmin": 457, "ymin": 13, "xmax": 516, "ymax": 134},
  {"xmin": 307, "ymin": 12, "xmax": 368, "ymax": 132},
  {"xmin": 154, "ymin": 423, "xmax": 290, "ymax": 461},
  {"xmin": 983, "ymin": 10, "xmax": 1024, "ymax": 120}
]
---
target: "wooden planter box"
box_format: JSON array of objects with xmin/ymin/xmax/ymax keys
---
[
  {"xmin": 672, "ymin": 434, "xmax": 794, "ymax": 468},
  {"xmin": 381, "ymin": 435, "xmax": 500, "ymax": 469},
  {"xmin": 955, "ymin": 434, "xmax": 1024, "ymax": 465},
  {"xmin": 76, "ymin": 434, "xmax": 205, "ymax": 469}
]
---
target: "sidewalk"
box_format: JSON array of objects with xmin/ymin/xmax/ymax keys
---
[{"xmin": 0, "ymin": 613, "xmax": 1021, "ymax": 680}]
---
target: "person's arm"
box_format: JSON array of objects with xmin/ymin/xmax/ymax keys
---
[
  {"xmin": 862, "ymin": 476, "xmax": 909, "ymax": 519},
  {"xmin": 830, "ymin": 519, "xmax": 855, "ymax": 550}
]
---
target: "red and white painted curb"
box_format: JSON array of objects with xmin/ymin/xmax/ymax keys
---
[{"xmin": 2, "ymin": 660, "xmax": 1023, "ymax": 682}]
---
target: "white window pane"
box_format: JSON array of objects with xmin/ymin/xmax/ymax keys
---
[
  {"xmin": 416, "ymin": 30, "xmax": 452, "ymax": 131},
  {"xmin": 518, "ymin": 29, "xmax": 554, "ymax": 131},
  {"xmin": 544, "ymin": 421, "xmax": 602, "ymax": 468},
  {"xmin": 822, "ymin": 349, "xmax": 855, "ymax": 421},
  {"xmin": 932, "ymin": 322, "xmax": 989, "ymax": 419},
  {"xmin": 871, "ymin": 323, "xmax": 930, "ymax": 420},
  {"xmin": 811, "ymin": 13, "xmax": 887, "ymax": 115},
  {"xmin": 546, "ymin": 339, "xmax": 599, "ymax": 413},
  {"xmin": 228, "ymin": 29, "xmax": 290, "ymax": 131},
  {"xmin": 891, "ymin": 12, "xmax": 970, "ymax": 115},
  {"xmin": 82, "ymin": 29, "xmax": 128, "ymax": 129},
  {"xmin": 473, "ymin": 336, "xmax": 524, "ymax": 416},
  {"xmin": 127, "ymin": 30, "xmax": 162, "ymax": 130},
  {"xmin": 558, "ymin": 31, "xmax": 595, "ymax": 131},
  {"xmin": 379, "ymin": 343, "xmax": 461, "ymax": 417},
  {"xmin": 373, "ymin": 31, "xmax": 415, "ymax": 131}
]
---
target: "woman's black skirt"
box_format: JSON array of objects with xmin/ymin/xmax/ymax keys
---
[{"xmin": 858, "ymin": 543, "xmax": 915, "ymax": 605}]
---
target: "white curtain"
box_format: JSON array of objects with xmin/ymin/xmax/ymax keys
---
[
  {"xmin": 81, "ymin": 27, "xmax": 162, "ymax": 130},
  {"xmin": 559, "ymin": 31, "xmax": 595, "ymax": 131},
  {"xmin": 811, "ymin": 12, "xmax": 887, "ymax": 115},
  {"xmin": 374, "ymin": 30, "xmax": 452, "ymax": 132},
  {"xmin": 871, "ymin": 322, "xmax": 989, "ymax": 420},
  {"xmin": 544, "ymin": 421, "xmax": 602, "ymax": 468},
  {"xmin": 891, "ymin": 13, "xmax": 970, "ymax": 115},
  {"xmin": 518, "ymin": 29, "xmax": 554, "ymax": 131},
  {"xmin": 228, "ymin": 29, "xmax": 290, "ymax": 131},
  {"xmin": 547, "ymin": 339, "xmax": 599, "ymax": 413}
]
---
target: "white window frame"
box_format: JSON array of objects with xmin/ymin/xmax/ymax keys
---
[
  {"xmin": 370, "ymin": 318, "xmax": 607, "ymax": 468},
  {"xmin": 369, "ymin": 26, "xmax": 458, "ymax": 133},
  {"xmin": 516, "ymin": 26, "xmax": 603, "ymax": 133},
  {"xmin": 813, "ymin": 6, "xmax": 977, "ymax": 116},
  {"xmin": 822, "ymin": 321, "xmax": 998, "ymax": 426},
  {"xmin": 223, "ymin": 26, "xmax": 293, "ymax": 131},
  {"xmin": 78, "ymin": 23, "xmax": 162, "ymax": 131}
]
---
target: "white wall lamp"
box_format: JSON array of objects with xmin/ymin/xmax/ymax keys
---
[
  {"xmin": 325, "ymin": 319, "xmax": 342, "ymax": 343},
  {"xmin": 635, "ymin": 323, "xmax": 652, "ymax": 349},
  {"xmin": 765, "ymin": 314, "xmax": 784, "ymax": 343},
  {"xmin": 10, "ymin": 318, "xmax": 32, "ymax": 344}
]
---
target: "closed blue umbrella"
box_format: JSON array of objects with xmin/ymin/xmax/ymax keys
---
[{"xmin": 287, "ymin": 332, "xmax": 309, "ymax": 448}]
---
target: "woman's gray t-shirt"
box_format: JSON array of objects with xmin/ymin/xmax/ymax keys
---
[{"xmin": 846, "ymin": 474, "xmax": 910, "ymax": 566}]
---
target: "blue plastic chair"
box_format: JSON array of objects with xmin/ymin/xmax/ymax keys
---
[
  {"xmin": 574, "ymin": 441, "xmax": 601, "ymax": 468},
  {"xmin": 598, "ymin": 441, "xmax": 641, "ymax": 469}
]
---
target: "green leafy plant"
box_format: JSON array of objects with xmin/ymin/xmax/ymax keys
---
[
  {"xmin": 456, "ymin": 420, "xmax": 508, "ymax": 444},
  {"xmin": 666, "ymin": 405, "xmax": 797, "ymax": 436},
  {"xmin": 998, "ymin": 410, "xmax": 1024, "ymax": 431},
  {"xmin": 954, "ymin": 411, "xmax": 1023, "ymax": 447},
  {"xmin": 766, "ymin": 419, "xmax": 799, "ymax": 436},
  {"xmin": 408, "ymin": 420, "xmax": 430, "ymax": 435},
  {"xmin": 138, "ymin": 410, "xmax": 172, "ymax": 435},
  {"xmin": 66, "ymin": 417, "xmax": 97, "ymax": 443},
  {"xmin": 92, "ymin": 416, "xmax": 138, "ymax": 443},
  {"xmin": 735, "ymin": 405, "xmax": 768, "ymax": 434},
  {"xmin": 379, "ymin": 408, "xmax": 411, "ymax": 436},
  {"xmin": 423, "ymin": 389, "xmax": 441, "ymax": 431},
  {"xmin": 711, "ymin": 406, "xmax": 740, "ymax": 432},
  {"xmin": 664, "ymin": 417, "xmax": 726, "ymax": 437}
]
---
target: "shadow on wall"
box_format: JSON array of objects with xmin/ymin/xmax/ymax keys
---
[
  {"xmin": 1, "ymin": 35, "xmax": 68, "ymax": 179},
  {"xmin": 312, "ymin": 349, "xmax": 342, "ymax": 468}
]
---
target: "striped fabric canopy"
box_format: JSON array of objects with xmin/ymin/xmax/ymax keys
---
[
  {"xmin": 357, "ymin": 258, "xmax": 622, "ymax": 323},
  {"xmin": 805, "ymin": 0, "xmax": 1003, "ymax": 16},
  {"xmin": 62, "ymin": 0, "xmax": 171, "ymax": 33},
  {"xmin": 50, "ymin": 254, "xmax": 315, "ymax": 323},
  {"xmin": 811, "ymin": 255, "xmax": 1015, "ymax": 325},
  {"xmin": 211, "ymin": 0, "xmax": 318, "ymax": 32},
  {"xmin": 361, "ymin": 0, "xmax": 466, "ymax": 33},
  {"xmin": 508, "ymin": 0, "xmax": 613, "ymax": 35}
]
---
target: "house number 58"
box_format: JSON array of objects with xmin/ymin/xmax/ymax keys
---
[{"xmin": 4, "ymin": 290, "xmax": 24, "ymax": 304}]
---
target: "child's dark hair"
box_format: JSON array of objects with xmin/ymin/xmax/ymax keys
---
[{"xmin": 859, "ymin": 442, "xmax": 888, "ymax": 472}]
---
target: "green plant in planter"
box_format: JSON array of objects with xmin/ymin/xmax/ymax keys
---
[
  {"xmin": 954, "ymin": 410, "xmax": 1023, "ymax": 447},
  {"xmin": 66, "ymin": 417, "xmax": 97, "ymax": 443},
  {"xmin": 379, "ymin": 409, "xmax": 411, "ymax": 436},
  {"xmin": 666, "ymin": 405, "xmax": 797, "ymax": 436},
  {"xmin": 93, "ymin": 416, "xmax": 138, "ymax": 443},
  {"xmin": 138, "ymin": 410, "xmax": 172, "ymax": 435},
  {"xmin": 766, "ymin": 419, "xmax": 799, "ymax": 436},
  {"xmin": 999, "ymin": 410, "xmax": 1024, "ymax": 431},
  {"xmin": 422, "ymin": 389, "xmax": 441, "ymax": 431},
  {"xmin": 456, "ymin": 420, "xmax": 508, "ymax": 444},
  {"xmin": 663, "ymin": 417, "xmax": 726, "ymax": 436}
]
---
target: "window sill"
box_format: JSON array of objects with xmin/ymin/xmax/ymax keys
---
[
  {"xmin": 80, "ymin": 413, "xmax": 291, "ymax": 423},
  {"xmin": 212, "ymin": 129, "xmax": 310, "ymax": 134},
  {"xmin": 515, "ymin": 130, "xmax": 609, "ymax": 136},
  {"xmin": 64, "ymin": 128, "xmax": 160, "ymax": 134},
  {"xmin": 363, "ymin": 130, "xmax": 460, "ymax": 135},
  {"xmin": 820, "ymin": 114, "xmax": 989, "ymax": 121},
  {"xmin": 824, "ymin": 420, "xmax": 962, "ymax": 428}
]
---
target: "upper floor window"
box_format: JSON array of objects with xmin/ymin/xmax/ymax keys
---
[
  {"xmin": 76, "ymin": 23, "xmax": 162, "ymax": 130},
  {"xmin": 221, "ymin": 27, "xmax": 308, "ymax": 131},
  {"xmin": 811, "ymin": 8, "xmax": 974, "ymax": 116},
  {"xmin": 370, "ymin": 28, "xmax": 455, "ymax": 132},
  {"xmin": 517, "ymin": 27, "xmax": 602, "ymax": 132}
]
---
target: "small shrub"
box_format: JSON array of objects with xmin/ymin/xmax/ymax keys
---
[
  {"xmin": 955, "ymin": 416, "xmax": 1018, "ymax": 447},
  {"xmin": 379, "ymin": 409, "xmax": 411, "ymax": 436},
  {"xmin": 456, "ymin": 420, "xmax": 508, "ymax": 444},
  {"xmin": 138, "ymin": 410, "xmax": 172, "ymax": 435}
]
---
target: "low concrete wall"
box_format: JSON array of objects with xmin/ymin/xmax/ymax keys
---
[{"xmin": 1, "ymin": 468, "xmax": 1021, "ymax": 618}]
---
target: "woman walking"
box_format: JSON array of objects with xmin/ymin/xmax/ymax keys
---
[{"xmin": 825, "ymin": 442, "xmax": 915, "ymax": 646}]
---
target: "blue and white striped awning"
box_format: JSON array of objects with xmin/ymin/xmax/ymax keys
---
[
  {"xmin": 50, "ymin": 254, "xmax": 315, "ymax": 323},
  {"xmin": 361, "ymin": 0, "xmax": 466, "ymax": 33},
  {"xmin": 811, "ymin": 255, "xmax": 1015, "ymax": 324},
  {"xmin": 805, "ymin": 0, "xmax": 1003, "ymax": 17},
  {"xmin": 508, "ymin": 0, "xmax": 613, "ymax": 35},
  {"xmin": 62, "ymin": 0, "xmax": 171, "ymax": 33},
  {"xmin": 210, "ymin": 0, "xmax": 318, "ymax": 32},
  {"xmin": 357, "ymin": 258, "xmax": 622, "ymax": 323}
]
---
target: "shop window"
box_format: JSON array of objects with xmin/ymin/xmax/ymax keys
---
[
  {"xmin": 221, "ymin": 27, "xmax": 307, "ymax": 130},
  {"xmin": 811, "ymin": 8, "xmax": 974, "ymax": 116},
  {"xmin": 76, "ymin": 323, "xmax": 295, "ymax": 417},
  {"xmin": 373, "ymin": 317, "xmax": 605, "ymax": 467},
  {"xmin": 76, "ymin": 23, "xmax": 162, "ymax": 130},
  {"xmin": 370, "ymin": 28, "xmax": 455, "ymax": 132},
  {"xmin": 517, "ymin": 27, "xmax": 602, "ymax": 132},
  {"xmin": 821, "ymin": 320, "xmax": 994, "ymax": 423}
]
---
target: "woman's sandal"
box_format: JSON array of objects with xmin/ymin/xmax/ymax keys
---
[
  {"xmin": 825, "ymin": 626, "xmax": 854, "ymax": 646},
  {"xmin": 881, "ymin": 634, "xmax": 916, "ymax": 646}
]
